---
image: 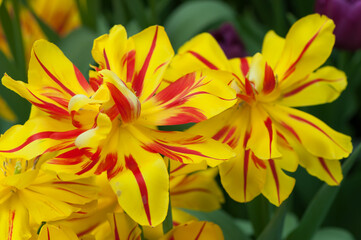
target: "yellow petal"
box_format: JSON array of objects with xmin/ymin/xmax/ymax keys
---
[
  {"xmin": 140, "ymin": 69, "xmax": 236, "ymax": 126},
  {"xmin": 108, "ymin": 212, "xmax": 142, "ymax": 240},
  {"xmin": 170, "ymin": 168, "xmax": 224, "ymax": 212},
  {"xmin": 219, "ymin": 150, "xmax": 266, "ymax": 203},
  {"xmin": 247, "ymin": 105, "xmax": 281, "ymax": 159},
  {"xmin": 165, "ymin": 33, "xmax": 231, "ymax": 81},
  {"xmin": 266, "ymin": 104, "xmax": 352, "ymax": 159},
  {"xmin": 261, "ymin": 30, "xmax": 285, "ymax": 70},
  {"xmin": 280, "ymin": 66, "xmax": 347, "ymax": 107},
  {"xmin": 38, "ymin": 224, "xmax": 79, "ymax": 240},
  {"xmin": 275, "ymin": 14, "xmax": 335, "ymax": 88},
  {"xmin": 109, "ymin": 129, "xmax": 169, "ymax": 226},
  {"xmin": 161, "ymin": 221, "xmax": 224, "ymax": 240},
  {"xmin": 131, "ymin": 25, "xmax": 174, "ymax": 102},
  {"xmin": 28, "ymin": 39, "xmax": 93, "ymax": 95},
  {"xmin": 0, "ymin": 116, "xmax": 80, "ymax": 159},
  {"xmin": 261, "ymin": 159, "xmax": 296, "ymax": 206},
  {"xmin": 134, "ymin": 125, "xmax": 235, "ymax": 167},
  {"xmin": 0, "ymin": 196, "xmax": 31, "ymax": 240}
]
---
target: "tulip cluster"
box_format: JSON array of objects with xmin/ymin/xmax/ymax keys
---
[{"xmin": 0, "ymin": 11, "xmax": 352, "ymax": 240}]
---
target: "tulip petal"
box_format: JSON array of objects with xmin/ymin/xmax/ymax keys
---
[
  {"xmin": 0, "ymin": 196, "xmax": 31, "ymax": 240},
  {"xmin": 248, "ymin": 105, "xmax": 281, "ymax": 159},
  {"xmin": 165, "ymin": 33, "xmax": 231, "ymax": 81},
  {"xmin": 161, "ymin": 221, "xmax": 224, "ymax": 240},
  {"xmin": 262, "ymin": 30, "xmax": 285, "ymax": 69},
  {"xmin": 170, "ymin": 168, "xmax": 224, "ymax": 212},
  {"xmin": 275, "ymin": 14, "xmax": 335, "ymax": 88},
  {"xmin": 0, "ymin": 96, "xmax": 16, "ymax": 121},
  {"xmin": 38, "ymin": 224, "xmax": 79, "ymax": 240},
  {"xmin": 219, "ymin": 150, "xmax": 266, "ymax": 203},
  {"xmin": 0, "ymin": 116, "xmax": 82, "ymax": 159},
  {"xmin": 140, "ymin": 70, "xmax": 236, "ymax": 126},
  {"xmin": 131, "ymin": 25, "xmax": 174, "ymax": 101},
  {"xmin": 135, "ymin": 125, "xmax": 235, "ymax": 167},
  {"xmin": 28, "ymin": 39, "xmax": 93, "ymax": 95},
  {"xmin": 261, "ymin": 158, "xmax": 296, "ymax": 206},
  {"xmin": 107, "ymin": 212, "xmax": 142, "ymax": 240},
  {"xmin": 281, "ymin": 66, "xmax": 347, "ymax": 107},
  {"xmin": 266, "ymin": 104, "xmax": 352, "ymax": 159},
  {"xmin": 109, "ymin": 129, "xmax": 169, "ymax": 226}
]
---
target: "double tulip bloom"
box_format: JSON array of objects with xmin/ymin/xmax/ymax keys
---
[{"xmin": 0, "ymin": 12, "xmax": 353, "ymax": 239}]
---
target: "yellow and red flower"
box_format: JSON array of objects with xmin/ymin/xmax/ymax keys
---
[
  {"xmin": 0, "ymin": 24, "xmax": 236, "ymax": 226},
  {"xmin": 0, "ymin": 154, "xmax": 97, "ymax": 240},
  {"xmin": 165, "ymin": 14, "xmax": 353, "ymax": 206}
]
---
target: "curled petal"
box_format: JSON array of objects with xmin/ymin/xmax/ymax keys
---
[
  {"xmin": 140, "ymin": 70, "xmax": 236, "ymax": 126},
  {"xmin": 165, "ymin": 33, "xmax": 232, "ymax": 82},
  {"xmin": 135, "ymin": 126, "xmax": 235, "ymax": 167},
  {"xmin": 280, "ymin": 66, "xmax": 347, "ymax": 107},
  {"xmin": 275, "ymin": 14, "xmax": 335, "ymax": 88},
  {"xmin": 266, "ymin": 104, "xmax": 352, "ymax": 159}
]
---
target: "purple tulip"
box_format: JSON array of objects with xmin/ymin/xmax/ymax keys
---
[
  {"xmin": 315, "ymin": 0, "xmax": 361, "ymax": 50},
  {"xmin": 210, "ymin": 23, "xmax": 247, "ymax": 59}
]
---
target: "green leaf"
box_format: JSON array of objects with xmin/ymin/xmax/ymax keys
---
[
  {"xmin": 123, "ymin": 0, "xmax": 150, "ymax": 28},
  {"xmin": 287, "ymin": 143, "xmax": 361, "ymax": 240},
  {"xmin": 183, "ymin": 209, "xmax": 251, "ymax": 240},
  {"xmin": 76, "ymin": 0, "xmax": 100, "ymax": 31},
  {"xmin": 246, "ymin": 195, "xmax": 270, "ymax": 237},
  {"xmin": 312, "ymin": 228, "xmax": 355, "ymax": 240},
  {"xmin": 58, "ymin": 27, "xmax": 97, "ymax": 76},
  {"xmin": 257, "ymin": 201, "xmax": 288, "ymax": 240},
  {"xmin": 164, "ymin": 1, "xmax": 236, "ymax": 50}
]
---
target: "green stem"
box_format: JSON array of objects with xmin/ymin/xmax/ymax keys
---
[{"xmin": 246, "ymin": 195, "xmax": 270, "ymax": 238}]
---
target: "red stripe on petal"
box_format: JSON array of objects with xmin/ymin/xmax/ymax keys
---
[
  {"xmin": 164, "ymin": 107, "xmax": 206, "ymax": 125},
  {"xmin": 0, "ymin": 129, "xmax": 83, "ymax": 153},
  {"xmin": 73, "ymin": 64, "xmax": 92, "ymax": 94},
  {"xmin": 289, "ymin": 114, "xmax": 348, "ymax": 152},
  {"xmin": 283, "ymin": 78, "xmax": 343, "ymax": 98},
  {"xmin": 282, "ymin": 24, "xmax": 323, "ymax": 81},
  {"xmin": 113, "ymin": 214, "xmax": 120, "ymax": 240},
  {"xmin": 243, "ymin": 149, "xmax": 250, "ymax": 201},
  {"xmin": 125, "ymin": 155, "xmax": 152, "ymax": 226},
  {"xmin": 281, "ymin": 121, "xmax": 301, "ymax": 142},
  {"xmin": 125, "ymin": 50, "xmax": 136, "ymax": 83},
  {"xmin": 263, "ymin": 63, "xmax": 276, "ymax": 94},
  {"xmin": 240, "ymin": 58, "xmax": 249, "ymax": 76},
  {"xmin": 107, "ymin": 82, "xmax": 140, "ymax": 123},
  {"xmin": 264, "ymin": 117, "xmax": 273, "ymax": 157},
  {"xmin": 133, "ymin": 27, "xmax": 158, "ymax": 97},
  {"xmin": 318, "ymin": 157, "xmax": 338, "ymax": 184},
  {"xmin": 34, "ymin": 52, "xmax": 75, "ymax": 96},
  {"xmin": 188, "ymin": 51, "xmax": 218, "ymax": 70},
  {"xmin": 103, "ymin": 49, "xmax": 111, "ymax": 70},
  {"xmin": 269, "ymin": 159, "xmax": 280, "ymax": 205},
  {"xmin": 212, "ymin": 126, "xmax": 229, "ymax": 141},
  {"xmin": 8, "ymin": 210, "xmax": 15, "ymax": 239},
  {"xmin": 195, "ymin": 222, "xmax": 207, "ymax": 240},
  {"xmin": 76, "ymin": 148, "xmax": 102, "ymax": 175}
]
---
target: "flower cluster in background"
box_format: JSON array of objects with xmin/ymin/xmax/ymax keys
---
[{"xmin": 0, "ymin": 0, "xmax": 360, "ymax": 240}]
